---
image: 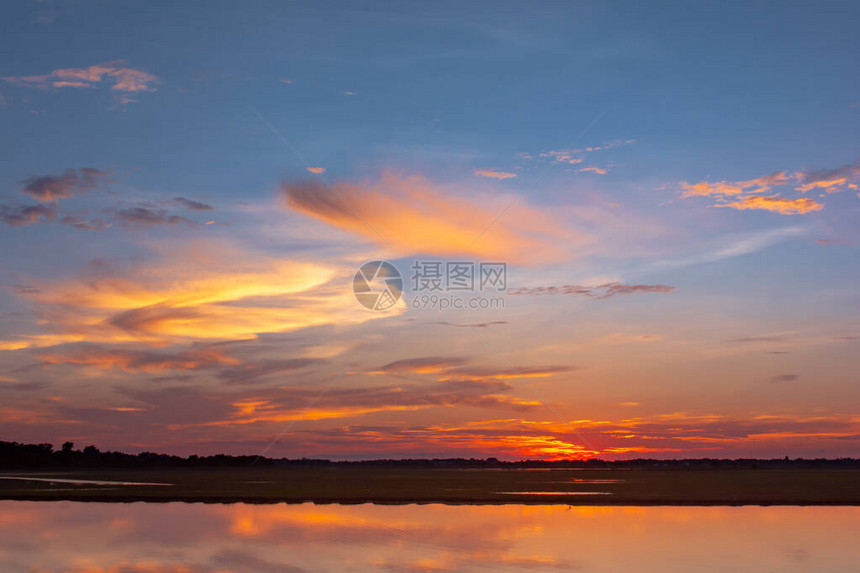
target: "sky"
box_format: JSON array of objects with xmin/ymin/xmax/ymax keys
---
[{"xmin": 0, "ymin": 0, "xmax": 858, "ymax": 460}]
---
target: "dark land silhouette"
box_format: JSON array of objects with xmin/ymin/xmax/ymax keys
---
[
  {"xmin": 3, "ymin": 440, "xmax": 859, "ymax": 469},
  {"xmin": 2, "ymin": 440, "xmax": 859, "ymax": 505}
]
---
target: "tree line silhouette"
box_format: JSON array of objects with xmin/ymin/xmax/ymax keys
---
[{"xmin": 2, "ymin": 440, "xmax": 859, "ymax": 470}]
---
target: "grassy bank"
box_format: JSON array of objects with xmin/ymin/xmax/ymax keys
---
[{"xmin": 1, "ymin": 467, "xmax": 859, "ymax": 505}]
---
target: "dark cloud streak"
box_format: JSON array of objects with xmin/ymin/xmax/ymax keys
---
[
  {"xmin": 20, "ymin": 168, "xmax": 108, "ymax": 202},
  {"xmin": 508, "ymin": 282, "xmax": 675, "ymax": 299},
  {"xmin": 172, "ymin": 197, "xmax": 214, "ymax": 211}
]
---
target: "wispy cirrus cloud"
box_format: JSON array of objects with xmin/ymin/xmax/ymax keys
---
[
  {"xmin": 769, "ymin": 374, "xmax": 799, "ymax": 383},
  {"xmin": 283, "ymin": 172, "xmax": 585, "ymax": 264},
  {"xmin": 59, "ymin": 215, "xmax": 109, "ymax": 231},
  {"xmin": 110, "ymin": 207, "xmax": 200, "ymax": 228},
  {"xmin": 651, "ymin": 225, "xmax": 809, "ymax": 269},
  {"xmin": 3, "ymin": 61, "xmax": 159, "ymax": 105},
  {"xmin": 432, "ymin": 320, "xmax": 508, "ymax": 328},
  {"xmin": 577, "ymin": 166, "xmax": 608, "ymax": 175},
  {"xmin": 372, "ymin": 356, "xmax": 471, "ymax": 375},
  {"xmin": 169, "ymin": 379, "xmax": 543, "ymax": 430},
  {"xmin": 36, "ymin": 343, "xmax": 240, "ymax": 373},
  {"xmin": 538, "ymin": 150, "xmax": 584, "ymax": 164},
  {"xmin": 473, "ymin": 169, "xmax": 517, "ymax": 179},
  {"xmin": 171, "ymin": 197, "xmax": 214, "ymax": 212},
  {"xmin": 370, "ymin": 355, "xmax": 573, "ymax": 381},
  {"xmin": 535, "ymin": 139, "xmax": 635, "ymax": 166},
  {"xmin": 216, "ymin": 358, "xmax": 320, "ymax": 385}
]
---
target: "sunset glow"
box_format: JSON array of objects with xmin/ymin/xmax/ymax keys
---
[{"xmin": 0, "ymin": 1, "xmax": 858, "ymax": 463}]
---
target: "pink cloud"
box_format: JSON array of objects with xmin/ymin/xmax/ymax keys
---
[
  {"xmin": 3, "ymin": 61, "xmax": 159, "ymax": 104},
  {"xmin": 473, "ymin": 169, "xmax": 517, "ymax": 180}
]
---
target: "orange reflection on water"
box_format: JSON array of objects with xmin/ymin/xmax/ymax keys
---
[{"xmin": 1, "ymin": 502, "xmax": 858, "ymax": 572}]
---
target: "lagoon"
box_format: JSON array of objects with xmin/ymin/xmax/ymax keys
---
[{"xmin": 1, "ymin": 502, "xmax": 858, "ymax": 572}]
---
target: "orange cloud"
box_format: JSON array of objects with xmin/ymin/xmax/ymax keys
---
[
  {"xmin": 3, "ymin": 61, "xmax": 158, "ymax": 104},
  {"xmin": 679, "ymin": 161, "xmax": 858, "ymax": 213},
  {"xmin": 370, "ymin": 355, "xmax": 574, "ymax": 381},
  {"xmin": 721, "ymin": 195, "xmax": 823, "ymax": 215},
  {"xmin": 597, "ymin": 333, "xmax": 662, "ymax": 344},
  {"xmin": 437, "ymin": 365, "xmax": 574, "ymax": 382},
  {"xmin": 680, "ymin": 171, "xmax": 791, "ymax": 198},
  {"xmin": 796, "ymin": 178, "xmax": 847, "ymax": 193},
  {"xmin": 168, "ymin": 378, "xmax": 544, "ymax": 430},
  {"xmin": 290, "ymin": 412, "xmax": 860, "ymax": 460},
  {"xmin": 306, "ymin": 167, "xmax": 326, "ymax": 174},
  {"xmin": 174, "ymin": 402, "xmax": 427, "ymax": 428},
  {"xmin": 467, "ymin": 434, "xmax": 599, "ymax": 459},
  {"xmin": 578, "ymin": 167, "xmax": 608, "ymax": 175},
  {"xmin": 0, "ymin": 240, "xmax": 396, "ymax": 350},
  {"xmin": 30, "ymin": 565, "xmax": 204, "ymax": 573},
  {"xmin": 372, "ymin": 356, "xmax": 470, "ymax": 375},
  {"xmin": 36, "ymin": 344, "xmax": 240, "ymax": 373},
  {"xmin": 795, "ymin": 158, "xmax": 859, "ymax": 193},
  {"xmin": 473, "ymin": 169, "xmax": 517, "ymax": 179},
  {"xmin": 283, "ymin": 172, "xmax": 585, "ymax": 264}
]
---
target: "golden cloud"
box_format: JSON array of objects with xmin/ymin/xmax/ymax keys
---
[
  {"xmin": 796, "ymin": 158, "xmax": 859, "ymax": 193},
  {"xmin": 680, "ymin": 171, "xmax": 791, "ymax": 198},
  {"xmin": 283, "ymin": 172, "xmax": 585, "ymax": 264},
  {"xmin": 679, "ymin": 161, "xmax": 858, "ymax": 214},
  {"xmin": 796, "ymin": 178, "xmax": 847, "ymax": 193},
  {"xmin": 0, "ymin": 239, "xmax": 395, "ymax": 350},
  {"xmin": 721, "ymin": 195, "xmax": 823, "ymax": 215}
]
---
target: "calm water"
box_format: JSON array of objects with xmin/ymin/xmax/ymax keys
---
[{"xmin": 1, "ymin": 502, "xmax": 858, "ymax": 572}]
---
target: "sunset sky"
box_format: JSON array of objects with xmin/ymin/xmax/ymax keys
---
[{"xmin": 1, "ymin": 1, "xmax": 858, "ymax": 460}]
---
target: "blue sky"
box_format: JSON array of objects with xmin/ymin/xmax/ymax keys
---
[{"xmin": 0, "ymin": 1, "xmax": 858, "ymax": 459}]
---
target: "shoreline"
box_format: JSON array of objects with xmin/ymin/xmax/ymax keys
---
[
  {"xmin": 2, "ymin": 495, "xmax": 860, "ymax": 506},
  {"xmin": 2, "ymin": 466, "xmax": 859, "ymax": 506}
]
